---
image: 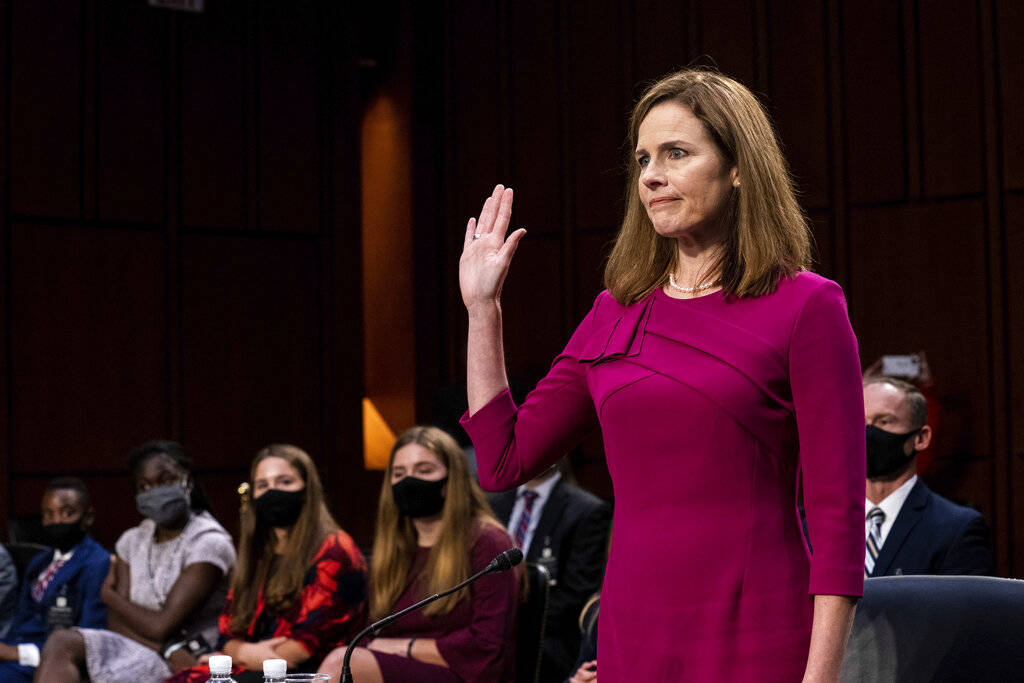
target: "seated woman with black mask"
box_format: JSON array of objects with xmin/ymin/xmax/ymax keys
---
[
  {"xmin": 35, "ymin": 441, "xmax": 236, "ymax": 683},
  {"xmin": 318, "ymin": 426, "xmax": 520, "ymax": 683},
  {"xmin": 169, "ymin": 444, "xmax": 368, "ymax": 682}
]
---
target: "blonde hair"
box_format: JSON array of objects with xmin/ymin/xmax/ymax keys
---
[
  {"xmin": 228, "ymin": 444, "xmax": 338, "ymax": 634},
  {"xmin": 370, "ymin": 426, "xmax": 502, "ymax": 619},
  {"xmin": 604, "ymin": 67, "xmax": 812, "ymax": 303}
]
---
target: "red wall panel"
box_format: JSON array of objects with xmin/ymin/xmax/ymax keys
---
[{"xmin": 10, "ymin": 224, "xmax": 168, "ymax": 474}]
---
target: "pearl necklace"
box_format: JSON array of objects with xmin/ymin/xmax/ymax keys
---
[{"xmin": 668, "ymin": 273, "xmax": 721, "ymax": 294}]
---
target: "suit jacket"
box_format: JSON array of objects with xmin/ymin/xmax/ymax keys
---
[
  {"xmin": 869, "ymin": 479, "xmax": 993, "ymax": 577},
  {"xmin": 490, "ymin": 479, "xmax": 611, "ymax": 681},
  {"xmin": 8, "ymin": 534, "xmax": 109, "ymax": 649}
]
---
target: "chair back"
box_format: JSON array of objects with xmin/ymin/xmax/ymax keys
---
[
  {"xmin": 2, "ymin": 542, "xmax": 48, "ymax": 581},
  {"xmin": 515, "ymin": 562, "xmax": 552, "ymax": 683},
  {"xmin": 841, "ymin": 575, "xmax": 1024, "ymax": 682}
]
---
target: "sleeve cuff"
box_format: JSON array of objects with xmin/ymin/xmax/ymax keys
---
[
  {"xmin": 459, "ymin": 388, "xmax": 516, "ymax": 434},
  {"xmin": 808, "ymin": 564, "xmax": 864, "ymax": 597},
  {"xmin": 17, "ymin": 643, "xmax": 40, "ymax": 668}
]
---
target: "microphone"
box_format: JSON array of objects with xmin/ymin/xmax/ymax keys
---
[{"xmin": 340, "ymin": 547, "xmax": 523, "ymax": 682}]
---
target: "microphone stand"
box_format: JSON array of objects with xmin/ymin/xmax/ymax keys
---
[{"xmin": 340, "ymin": 562, "xmax": 503, "ymax": 683}]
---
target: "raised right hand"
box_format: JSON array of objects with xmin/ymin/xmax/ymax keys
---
[{"xmin": 459, "ymin": 184, "xmax": 527, "ymax": 311}]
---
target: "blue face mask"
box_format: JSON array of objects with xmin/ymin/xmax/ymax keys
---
[{"xmin": 135, "ymin": 482, "xmax": 190, "ymax": 527}]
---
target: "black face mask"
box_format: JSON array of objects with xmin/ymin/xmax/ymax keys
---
[
  {"xmin": 392, "ymin": 476, "xmax": 448, "ymax": 518},
  {"xmin": 42, "ymin": 522, "xmax": 86, "ymax": 553},
  {"xmin": 254, "ymin": 488, "xmax": 306, "ymax": 528},
  {"xmin": 866, "ymin": 424, "xmax": 921, "ymax": 478}
]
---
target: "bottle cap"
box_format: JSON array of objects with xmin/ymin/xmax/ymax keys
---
[
  {"xmin": 208, "ymin": 655, "xmax": 232, "ymax": 675},
  {"xmin": 263, "ymin": 659, "xmax": 287, "ymax": 677}
]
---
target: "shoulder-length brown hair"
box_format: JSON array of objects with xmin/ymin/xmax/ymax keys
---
[
  {"xmin": 228, "ymin": 444, "xmax": 339, "ymax": 634},
  {"xmin": 604, "ymin": 67, "xmax": 812, "ymax": 303},
  {"xmin": 370, "ymin": 426, "xmax": 502, "ymax": 619}
]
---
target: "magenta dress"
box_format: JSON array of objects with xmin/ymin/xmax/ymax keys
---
[{"xmin": 462, "ymin": 272, "xmax": 865, "ymax": 682}]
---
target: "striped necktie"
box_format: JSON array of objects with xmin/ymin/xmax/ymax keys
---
[
  {"xmin": 513, "ymin": 490, "xmax": 539, "ymax": 550},
  {"xmin": 864, "ymin": 507, "xmax": 885, "ymax": 577},
  {"xmin": 31, "ymin": 556, "xmax": 68, "ymax": 603}
]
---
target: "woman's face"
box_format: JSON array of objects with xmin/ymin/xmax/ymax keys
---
[
  {"xmin": 135, "ymin": 454, "xmax": 188, "ymax": 494},
  {"xmin": 253, "ymin": 456, "xmax": 305, "ymax": 498},
  {"xmin": 390, "ymin": 443, "xmax": 448, "ymax": 486},
  {"xmin": 635, "ymin": 100, "xmax": 738, "ymax": 241}
]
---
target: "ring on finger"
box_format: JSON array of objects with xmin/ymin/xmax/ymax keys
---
[{"xmin": 473, "ymin": 233, "xmax": 481, "ymax": 239}]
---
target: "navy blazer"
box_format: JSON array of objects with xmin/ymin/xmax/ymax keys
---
[
  {"xmin": 8, "ymin": 534, "xmax": 109, "ymax": 648},
  {"xmin": 869, "ymin": 479, "xmax": 994, "ymax": 577},
  {"xmin": 490, "ymin": 479, "xmax": 611, "ymax": 680}
]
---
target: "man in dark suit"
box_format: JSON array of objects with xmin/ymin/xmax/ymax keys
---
[
  {"xmin": 0, "ymin": 478, "xmax": 109, "ymax": 682},
  {"xmin": 863, "ymin": 377, "xmax": 993, "ymax": 577},
  {"xmin": 489, "ymin": 462, "xmax": 611, "ymax": 683}
]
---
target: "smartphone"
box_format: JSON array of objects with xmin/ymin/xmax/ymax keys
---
[{"xmin": 880, "ymin": 354, "xmax": 921, "ymax": 379}]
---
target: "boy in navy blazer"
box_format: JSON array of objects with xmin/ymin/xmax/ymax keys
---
[
  {"xmin": 0, "ymin": 478, "xmax": 109, "ymax": 681},
  {"xmin": 863, "ymin": 377, "xmax": 993, "ymax": 578}
]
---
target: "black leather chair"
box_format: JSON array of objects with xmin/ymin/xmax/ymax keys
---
[
  {"xmin": 2, "ymin": 542, "xmax": 48, "ymax": 581},
  {"xmin": 841, "ymin": 575, "xmax": 1024, "ymax": 682},
  {"xmin": 515, "ymin": 562, "xmax": 552, "ymax": 683}
]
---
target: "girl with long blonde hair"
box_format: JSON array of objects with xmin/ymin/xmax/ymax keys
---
[{"xmin": 319, "ymin": 426, "xmax": 519, "ymax": 683}]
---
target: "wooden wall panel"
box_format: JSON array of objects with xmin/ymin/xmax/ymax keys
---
[
  {"xmin": 917, "ymin": 0, "xmax": 984, "ymax": 198},
  {"xmin": 769, "ymin": 0, "xmax": 829, "ymax": 209},
  {"xmin": 849, "ymin": 200, "xmax": 990, "ymax": 460},
  {"xmin": 842, "ymin": 0, "xmax": 905, "ymax": 204},
  {"xmin": 508, "ymin": 1, "xmax": 562, "ymax": 236},
  {"xmin": 502, "ymin": 235, "xmax": 565, "ymax": 383},
  {"xmin": 575, "ymin": 229, "xmax": 616, "ymax": 319},
  {"xmin": 179, "ymin": 1, "xmax": 248, "ymax": 230},
  {"xmin": 568, "ymin": 0, "xmax": 629, "ymax": 230},
  {"xmin": 697, "ymin": 0, "xmax": 757, "ymax": 89},
  {"xmin": 95, "ymin": 0, "xmax": 165, "ymax": 223},
  {"xmin": 632, "ymin": 0, "xmax": 688, "ymax": 88},
  {"xmin": 258, "ymin": 0, "xmax": 319, "ymax": 234},
  {"xmin": 10, "ymin": 0, "xmax": 82, "ymax": 218},
  {"xmin": 10, "ymin": 224, "xmax": 168, "ymax": 474},
  {"xmin": 181, "ymin": 235, "xmax": 321, "ymax": 469},
  {"xmin": 1007, "ymin": 194, "xmax": 1024, "ymax": 571},
  {"xmin": 998, "ymin": 0, "xmax": 1024, "ymax": 190}
]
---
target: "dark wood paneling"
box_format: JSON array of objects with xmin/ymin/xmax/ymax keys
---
[
  {"xmin": 575, "ymin": 228, "xmax": 617, "ymax": 319},
  {"xmin": 1007, "ymin": 193, "xmax": 1024, "ymax": 571},
  {"xmin": 568, "ymin": 0, "xmax": 629, "ymax": 230},
  {"xmin": 95, "ymin": 0, "xmax": 165, "ymax": 223},
  {"xmin": 807, "ymin": 209, "xmax": 833, "ymax": 279},
  {"xmin": 502, "ymin": 234, "xmax": 565, "ymax": 383},
  {"xmin": 179, "ymin": 0, "xmax": 248, "ymax": 230},
  {"xmin": 181, "ymin": 235, "xmax": 321, "ymax": 470},
  {"xmin": 697, "ymin": 0, "xmax": 757, "ymax": 89},
  {"xmin": 10, "ymin": 225, "xmax": 168, "ymax": 474},
  {"xmin": 998, "ymin": 0, "xmax": 1024, "ymax": 190},
  {"xmin": 917, "ymin": 0, "xmax": 984, "ymax": 198},
  {"xmin": 10, "ymin": 0, "xmax": 82, "ymax": 218},
  {"xmin": 769, "ymin": 0, "xmax": 829, "ymax": 209},
  {"xmin": 842, "ymin": 0, "xmax": 905, "ymax": 204},
  {"xmin": 258, "ymin": 0, "xmax": 319, "ymax": 234},
  {"xmin": 849, "ymin": 200, "xmax": 990, "ymax": 462},
  {"xmin": 508, "ymin": 1, "xmax": 562, "ymax": 236},
  {"xmin": 632, "ymin": 0, "xmax": 688, "ymax": 88}
]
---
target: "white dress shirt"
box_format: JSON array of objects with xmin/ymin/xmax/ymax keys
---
[
  {"xmin": 18, "ymin": 548, "xmax": 75, "ymax": 667},
  {"xmin": 508, "ymin": 471, "xmax": 562, "ymax": 555},
  {"xmin": 865, "ymin": 474, "xmax": 918, "ymax": 549}
]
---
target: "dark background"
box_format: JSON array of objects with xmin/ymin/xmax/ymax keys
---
[{"xmin": 1, "ymin": 0, "xmax": 1021, "ymax": 577}]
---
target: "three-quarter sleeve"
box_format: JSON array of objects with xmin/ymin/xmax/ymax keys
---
[
  {"xmin": 789, "ymin": 279, "xmax": 866, "ymax": 597},
  {"xmin": 461, "ymin": 293, "xmax": 606, "ymax": 491},
  {"xmin": 434, "ymin": 525, "xmax": 520, "ymax": 682}
]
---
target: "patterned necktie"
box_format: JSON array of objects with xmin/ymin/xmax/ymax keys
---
[
  {"xmin": 514, "ymin": 490, "xmax": 539, "ymax": 550},
  {"xmin": 31, "ymin": 556, "xmax": 67, "ymax": 603},
  {"xmin": 864, "ymin": 507, "xmax": 885, "ymax": 577}
]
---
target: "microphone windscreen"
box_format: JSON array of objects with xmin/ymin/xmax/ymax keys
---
[{"xmin": 492, "ymin": 547, "xmax": 524, "ymax": 571}]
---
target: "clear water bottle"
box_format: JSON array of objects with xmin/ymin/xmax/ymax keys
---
[
  {"xmin": 263, "ymin": 658, "xmax": 287, "ymax": 682},
  {"xmin": 207, "ymin": 654, "xmax": 237, "ymax": 682}
]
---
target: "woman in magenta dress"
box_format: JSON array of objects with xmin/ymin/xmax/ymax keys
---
[
  {"xmin": 318, "ymin": 426, "xmax": 519, "ymax": 683},
  {"xmin": 459, "ymin": 68, "xmax": 864, "ymax": 682}
]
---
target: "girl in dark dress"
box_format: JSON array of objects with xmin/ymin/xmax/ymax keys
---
[{"xmin": 319, "ymin": 426, "xmax": 519, "ymax": 683}]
